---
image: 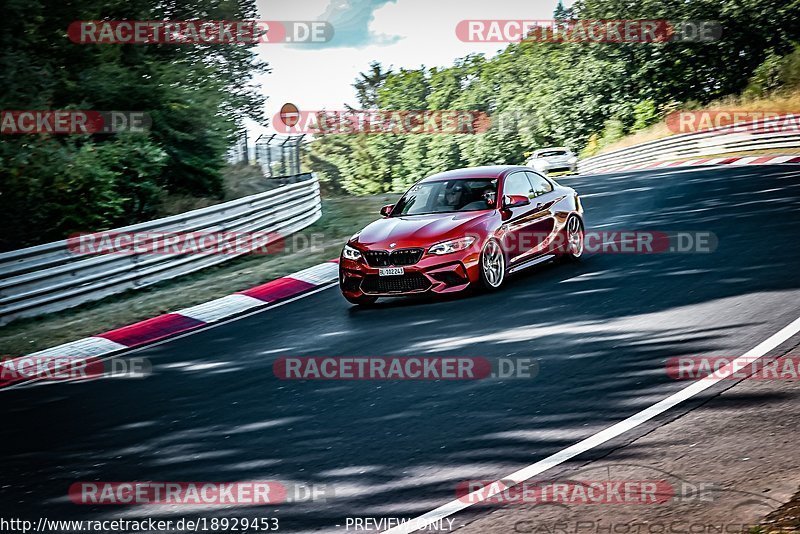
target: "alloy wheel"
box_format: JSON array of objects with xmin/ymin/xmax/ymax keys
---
[
  {"xmin": 567, "ymin": 216, "xmax": 584, "ymax": 258},
  {"xmin": 482, "ymin": 240, "xmax": 505, "ymax": 288}
]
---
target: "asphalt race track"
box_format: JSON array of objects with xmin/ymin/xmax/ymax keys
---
[{"xmin": 3, "ymin": 165, "xmax": 800, "ymax": 532}]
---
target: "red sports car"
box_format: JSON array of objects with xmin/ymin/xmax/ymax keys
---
[{"xmin": 339, "ymin": 165, "xmax": 584, "ymax": 305}]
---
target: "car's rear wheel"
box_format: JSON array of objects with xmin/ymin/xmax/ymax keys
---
[
  {"xmin": 479, "ymin": 239, "xmax": 506, "ymax": 290},
  {"xmin": 343, "ymin": 294, "xmax": 378, "ymax": 306},
  {"xmin": 564, "ymin": 215, "xmax": 585, "ymax": 261}
]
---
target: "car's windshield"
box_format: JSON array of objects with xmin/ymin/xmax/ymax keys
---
[
  {"xmin": 538, "ymin": 150, "xmax": 568, "ymax": 157},
  {"xmin": 391, "ymin": 179, "xmax": 498, "ymax": 216}
]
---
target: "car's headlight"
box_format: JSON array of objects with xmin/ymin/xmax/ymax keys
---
[
  {"xmin": 342, "ymin": 244, "xmax": 362, "ymax": 261},
  {"xmin": 428, "ymin": 236, "xmax": 477, "ymax": 255}
]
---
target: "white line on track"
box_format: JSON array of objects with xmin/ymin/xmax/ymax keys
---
[{"xmin": 382, "ymin": 315, "xmax": 800, "ymax": 534}]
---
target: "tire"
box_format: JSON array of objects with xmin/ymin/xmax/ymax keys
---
[
  {"xmin": 479, "ymin": 238, "xmax": 506, "ymax": 290},
  {"xmin": 563, "ymin": 215, "xmax": 585, "ymax": 262},
  {"xmin": 343, "ymin": 294, "xmax": 378, "ymax": 306}
]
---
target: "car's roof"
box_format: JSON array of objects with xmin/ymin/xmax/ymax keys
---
[{"xmin": 420, "ymin": 165, "xmax": 529, "ymax": 182}]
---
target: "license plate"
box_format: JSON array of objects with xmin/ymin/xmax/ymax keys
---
[{"xmin": 379, "ymin": 267, "xmax": 404, "ymax": 276}]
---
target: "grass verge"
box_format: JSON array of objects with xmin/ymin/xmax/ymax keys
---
[{"xmin": 595, "ymin": 88, "xmax": 800, "ymax": 156}]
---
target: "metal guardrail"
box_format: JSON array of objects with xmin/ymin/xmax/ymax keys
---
[
  {"xmin": 0, "ymin": 173, "xmax": 321, "ymax": 325},
  {"xmin": 578, "ymin": 114, "xmax": 800, "ymax": 174}
]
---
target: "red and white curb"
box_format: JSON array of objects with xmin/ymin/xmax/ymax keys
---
[
  {"xmin": 582, "ymin": 154, "xmax": 800, "ymax": 175},
  {"xmin": 25, "ymin": 260, "xmax": 340, "ymax": 361}
]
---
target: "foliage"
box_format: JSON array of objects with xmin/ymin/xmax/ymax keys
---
[
  {"xmin": 0, "ymin": 0, "xmax": 268, "ymax": 250},
  {"xmin": 745, "ymin": 43, "xmax": 800, "ymax": 97},
  {"xmin": 632, "ymin": 100, "xmax": 660, "ymax": 131},
  {"xmin": 308, "ymin": 0, "xmax": 800, "ymax": 195},
  {"xmin": 352, "ymin": 61, "xmax": 393, "ymax": 109}
]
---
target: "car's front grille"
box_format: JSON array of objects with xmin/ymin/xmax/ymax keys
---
[
  {"xmin": 361, "ymin": 273, "xmax": 431, "ymax": 294},
  {"xmin": 362, "ymin": 250, "xmax": 391, "ymax": 267},
  {"xmin": 363, "ymin": 248, "xmax": 424, "ymax": 267}
]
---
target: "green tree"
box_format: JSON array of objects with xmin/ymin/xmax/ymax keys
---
[
  {"xmin": 353, "ymin": 61, "xmax": 392, "ymax": 109},
  {"xmin": 0, "ymin": 0, "xmax": 268, "ymax": 249},
  {"xmin": 306, "ymin": 0, "xmax": 800, "ymax": 195},
  {"xmin": 554, "ymin": 0, "xmax": 573, "ymax": 20}
]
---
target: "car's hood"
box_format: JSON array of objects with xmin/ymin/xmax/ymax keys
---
[{"xmin": 355, "ymin": 211, "xmax": 491, "ymax": 249}]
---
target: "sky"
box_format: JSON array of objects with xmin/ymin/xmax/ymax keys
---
[{"xmin": 249, "ymin": 0, "xmax": 575, "ymax": 137}]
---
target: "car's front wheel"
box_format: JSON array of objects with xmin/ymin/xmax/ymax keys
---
[
  {"xmin": 563, "ymin": 215, "xmax": 585, "ymax": 261},
  {"xmin": 479, "ymin": 239, "xmax": 506, "ymax": 290}
]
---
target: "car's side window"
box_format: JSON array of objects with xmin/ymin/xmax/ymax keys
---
[
  {"xmin": 503, "ymin": 172, "xmax": 532, "ymax": 198},
  {"xmin": 525, "ymin": 171, "xmax": 554, "ymax": 197}
]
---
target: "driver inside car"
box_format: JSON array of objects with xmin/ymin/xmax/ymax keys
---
[
  {"xmin": 459, "ymin": 184, "xmax": 497, "ymax": 211},
  {"xmin": 444, "ymin": 182, "xmax": 468, "ymax": 210}
]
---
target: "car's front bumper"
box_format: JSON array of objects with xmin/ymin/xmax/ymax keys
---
[
  {"xmin": 536, "ymin": 162, "xmax": 577, "ymax": 174},
  {"xmin": 339, "ymin": 248, "xmax": 481, "ymax": 298}
]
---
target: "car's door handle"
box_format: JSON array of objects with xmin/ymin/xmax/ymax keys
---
[{"xmin": 535, "ymin": 196, "xmax": 563, "ymax": 212}]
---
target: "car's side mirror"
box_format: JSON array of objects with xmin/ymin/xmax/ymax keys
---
[
  {"xmin": 502, "ymin": 195, "xmax": 530, "ymax": 209},
  {"xmin": 380, "ymin": 204, "xmax": 394, "ymax": 217}
]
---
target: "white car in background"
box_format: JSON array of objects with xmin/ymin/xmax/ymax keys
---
[{"xmin": 526, "ymin": 147, "xmax": 578, "ymax": 174}]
